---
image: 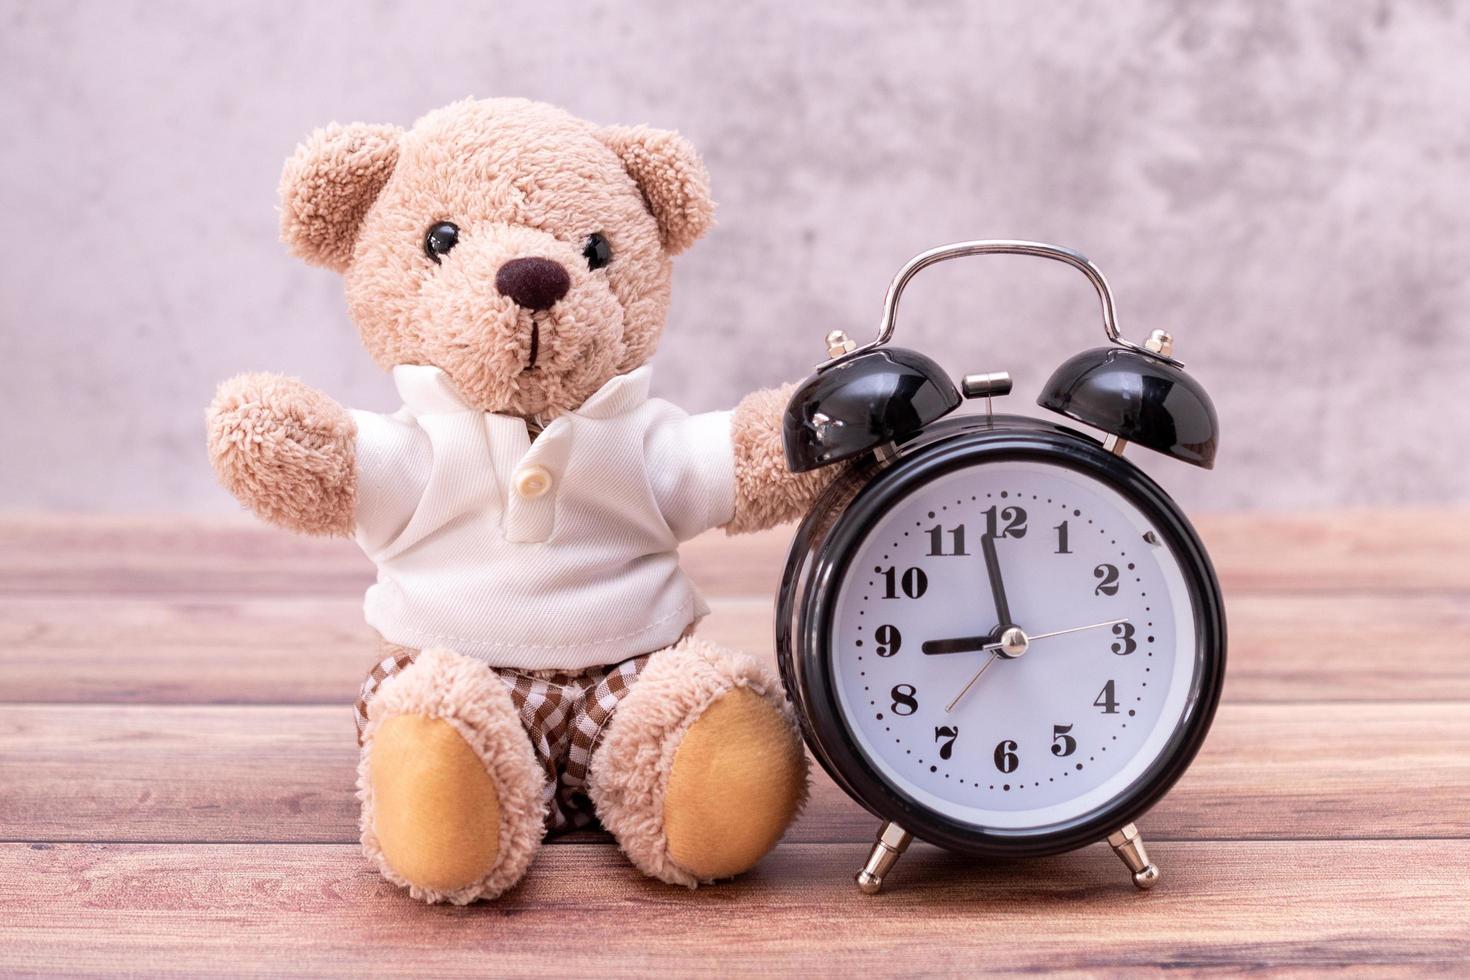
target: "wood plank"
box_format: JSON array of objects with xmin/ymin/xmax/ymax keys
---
[
  {"xmin": 1213, "ymin": 592, "xmax": 1470, "ymax": 702},
  {"xmin": 3, "ymin": 703, "xmax": 1465, "ymax": 845},
  {"xmin": 1, "ymin": 841, "xmax": 1466, "ymax": 975},
  {"xmin": 0, "ymin": 515, "xmax": 374, "ymax": 597},
  {"xmin": 2, "ymin": 511, "xmax": 1469, "ymax": 597},
  {"xmin": 5, "ymin": 593, "xmax": 1468, "ymax": 706},
  {"xmin": 797, "ymin": 700, "xmax": 1470, "ymax": 846},
  {"xmin": 1197, "ymin": 509, "xmax": 1470, "ymax": 595},
  {"xmin": 0, "ymin": 597, "xmax": 771, "ymax": 704},
  {"xmin": 0, "ymin": 516, "xmax": 786, "ymax": 598}
]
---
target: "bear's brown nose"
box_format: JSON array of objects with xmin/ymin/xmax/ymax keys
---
[{"xmin": 495, "ymin": 257, "xmax": 571, "ymax": 311}]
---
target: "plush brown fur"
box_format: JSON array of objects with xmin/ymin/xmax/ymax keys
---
[
  {"xmin": 206, "ymin": 372, "xmax": 357, "ymax": 535},
  {"xmin": 599, "ymin": 125, "xmax": 715, "ymax": 255},
  {"xmin": 280, "ymin": 123, "xmax": 402, "ymax": 273},
  {"xmin": 207, "ymin": 97, "xmax": 836, "ymax": 904},
  {"xmin": 728, "ymin": 382, "xmax": 832, "ymax": 535}
]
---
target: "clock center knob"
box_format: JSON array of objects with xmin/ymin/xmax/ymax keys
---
[{"xmin": 997, "ymin": 625, "xmax": 1030, "ymax": 659}]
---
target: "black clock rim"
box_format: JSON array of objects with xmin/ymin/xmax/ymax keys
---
[{"xmin": 777, "ymin": 418, "xmax": 1227, "ymax": 858}]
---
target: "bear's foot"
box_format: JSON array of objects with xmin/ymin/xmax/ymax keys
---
[
  {"xmin": 588, "ymin": 638, "xmax": 808, "ymax": 886},
  {"xmin": 358, "ymin": 647, "xmax": 547, "ymax": 904}
]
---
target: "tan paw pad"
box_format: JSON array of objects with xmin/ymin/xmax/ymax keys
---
[
  {"xmin": 663, "ymin": 687, "xmax": 806, "ymax": 879},
  {"xmin": 370, "ymin": 714, "xmax": 501, "ymax": 893}
]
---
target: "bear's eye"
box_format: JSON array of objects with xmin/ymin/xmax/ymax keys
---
[
  {"xmin": 583, "ymin": 232, "xmax": 612, "ymax": 271},
  {"xmin": 423, "ymin": 222, "xmax": 460, "ymax": 263}
]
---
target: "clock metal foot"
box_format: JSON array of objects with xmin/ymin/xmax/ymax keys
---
[
  {"xmin": 855, "ymin": 821, "xmax": 912, "ymax": 895},
  {"xmin": 1107, "ymin": 822, "xmax": 1159, "ymax": 890}
]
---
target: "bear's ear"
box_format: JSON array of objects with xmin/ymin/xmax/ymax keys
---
[
  {"xmin": 278, "ymin": 122, "xmax": 402, "ymax": 272},
  {"xmin": 600, "ymin": 125, "xmax": 715, "ymax": 255}
]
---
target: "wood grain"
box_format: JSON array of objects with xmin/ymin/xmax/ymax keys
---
[
  {"xmin": 2, "ymin": 512, "xmax": 1468, "ymax": 975},
  {"xmin": 5, "ymin": 592, "xmax": 1469, "ymax": 705},
  {"xmin": 2, "ymin": 841, "xmax": 1466, "ymax": 976},
  {"xmin": 3, "ymin": 511, "xmax": 1468, "ymax": 597},
  {"xmin": 4, "ymin": 702, "xmax": 1466, "ymax": 845}
]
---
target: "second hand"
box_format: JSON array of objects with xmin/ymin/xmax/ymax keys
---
[
  {"xmin": 942, "ymin": 618, "xmax": 1130, "ymax": 713},
  {"xmin": 945, "ymin": 651, "xmax": 999, "ymax": 713}
]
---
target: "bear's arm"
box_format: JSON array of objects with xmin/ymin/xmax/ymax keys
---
[
  {"xmin": 725, "ymin": 383, "xmax": 834, "ymax": 535},
  {"xmin": 206, "ymin": 373, "xmax": 357, "ymax": 536}
]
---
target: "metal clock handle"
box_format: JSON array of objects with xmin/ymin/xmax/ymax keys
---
[{"xmin": 857, "ymin": 239, "xmax": 1185, "ymax": 369}]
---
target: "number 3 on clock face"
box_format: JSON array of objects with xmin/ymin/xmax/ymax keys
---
[{"xmin": 830, "ymin": 459, "xmax": 1200, "ymax": 832}]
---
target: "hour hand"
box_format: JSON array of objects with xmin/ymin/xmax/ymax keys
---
[
  {"xmin": 926, "ymin": 618, "xmax": 1129, "ymax": 656},
  {"xmin": 922, "ymin": 634, "xmax": 995, "ymax": 655}
]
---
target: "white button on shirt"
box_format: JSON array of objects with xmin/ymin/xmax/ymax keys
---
[
  {"xmin": 349, "ymin": 364, "xmax": 737, "ymax": 671},
  {"xmin": 513, "ymin": 464, "xmax": 552, "ymax": 499}
]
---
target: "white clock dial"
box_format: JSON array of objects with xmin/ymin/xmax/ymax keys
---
[{"xmin": 831, "ymin": 459, "xmax": 1199, "ymax": 830}]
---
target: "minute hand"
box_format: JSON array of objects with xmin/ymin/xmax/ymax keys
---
[{"xmin": 980, "ymin": 533, "xmax": 1012, "ymax": 627}]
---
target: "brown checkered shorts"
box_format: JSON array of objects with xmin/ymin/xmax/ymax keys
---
[{"xmin": 354, "ymin": 650, "xmax": 651, "ymax": 834}]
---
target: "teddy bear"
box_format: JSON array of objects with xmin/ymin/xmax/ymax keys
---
[{"xmin": 206, "ymin": 97, "xmax": 834, "ymax": 904}]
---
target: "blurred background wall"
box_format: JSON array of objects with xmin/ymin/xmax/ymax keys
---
[{"xmin": 1, "ymin": 0, "xmax": 1466, "ymax": 515}]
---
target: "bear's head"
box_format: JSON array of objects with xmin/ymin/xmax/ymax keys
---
[{"xmin": 278, "ymin": 98, "xmax": 714, "ymax": 419}]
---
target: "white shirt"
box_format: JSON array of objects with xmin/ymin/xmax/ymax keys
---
[{"xmin": 349, "ymin": 365, "xmax": 736, "ymax": 671}]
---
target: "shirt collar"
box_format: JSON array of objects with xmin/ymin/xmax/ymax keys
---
[{"xmin": 392, "ymin": 364, "xmax": 652, "ymax": 421}]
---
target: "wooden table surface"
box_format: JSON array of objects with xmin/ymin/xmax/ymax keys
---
[{"xmin": 1, "ymin": 512, "xmax": 1468, "ymax": 976}]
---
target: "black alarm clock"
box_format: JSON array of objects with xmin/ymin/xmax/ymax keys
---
[{"xmin": 776, "ymin": 240, "xmax": 1225, "ymax": 894}]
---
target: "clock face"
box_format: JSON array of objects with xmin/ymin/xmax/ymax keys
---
[{"xmin": 829, "ymin": 458, "xmax": 1201, "ymax": 832}]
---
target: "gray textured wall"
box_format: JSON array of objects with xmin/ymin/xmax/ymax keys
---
[{"xmin": 2, "ymin": 0, "xmax": 1466, "ymax": 515}]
